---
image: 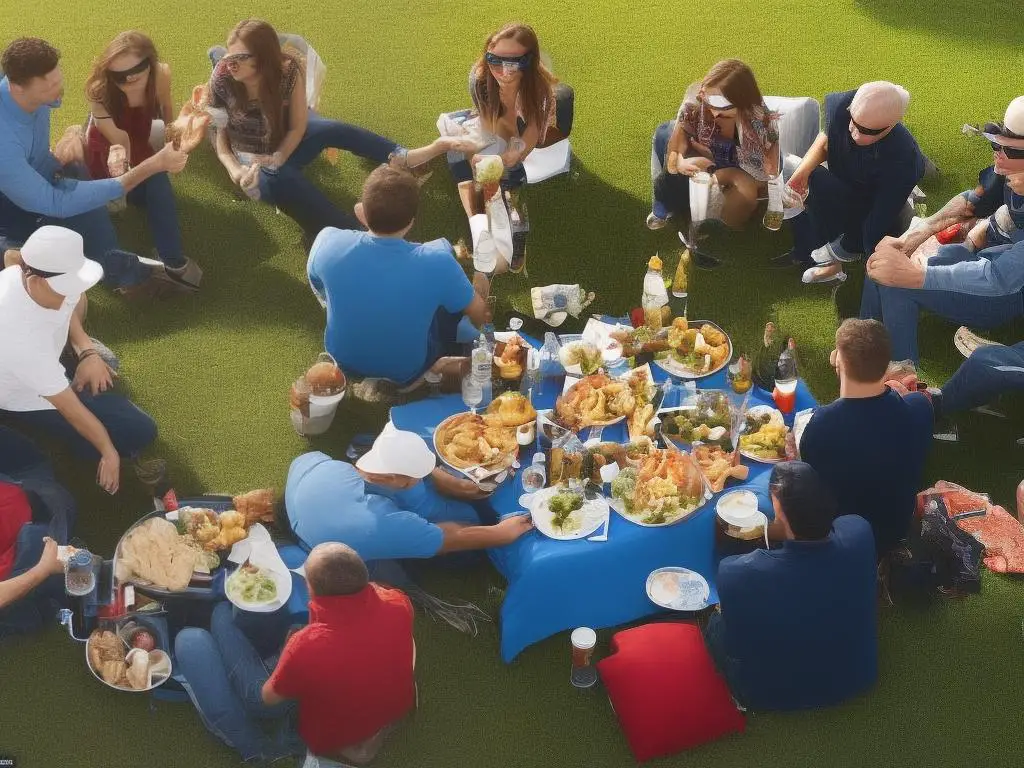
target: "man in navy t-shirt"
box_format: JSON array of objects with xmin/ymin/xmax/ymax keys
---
[
  {"xmin": 707, "ymin": 461, "xmax": 877, "ymax": 711},
  {"xmin": 799, "ymin": 319, "xmax": 933, "ymax": 555},
  {"xmin": 307, "ymin": 165, "xmax": 490, "ymax": 387}
]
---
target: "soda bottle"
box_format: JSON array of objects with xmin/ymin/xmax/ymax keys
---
[
  {"xmin": 752, "ymin": 322, "xmax": 783, "ymax": 391},
  {"xmin": 642, "ymin": 255, "xmax": 669, "ymax": 331},
  {"xmin": 537, "ymin": 332, "xmax": 564, "ymax": 397},
  {"xmin": 508, "ymin": 191, "xmax": 529, "ymax": 274},
  {"xmin": 772, "ymin": 338, "xmax": 798, "ymax": 414},
  {"xmin": 471, "ymin": 333, "xmax": 493, "ymax": 407}
]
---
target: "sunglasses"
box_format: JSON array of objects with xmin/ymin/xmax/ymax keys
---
[
  {"xmin": 701, "ymin": 95, "xmax": 735, "ymax": 112},
  {"xmin": 109, "ymin": 58, "xmax": 151, "ymax": 84},
  {"xmin": 849, "ymin": 117, "xmax": 890, "ymax": 137},
  {"xmin": 223, "ymin": 52, "xmax": 255, "ymax": 67},
  {"xmin": 484, "ymin": 51, "xmax": 532, "ymax": 70},
  {"xmin": 22, "ymin": 265, "xmax": 64, "ymax": 279},
  {"xmin": 983, "ymin": 121, "xmax": 1024, "ymax": 159}
]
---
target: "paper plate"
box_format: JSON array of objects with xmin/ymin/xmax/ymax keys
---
[
  {"xmin": 530, "ymin": 486, "xmax": 608, "ymax": 540},
  {"xmin": 646, "ymin": 567, "xmax": 710, "ymax": 611},
  {"xmin": 716, "ymin": 490, "xmax": 769, "ymax": 541},
  {"xmin": 652, "ymin": 320, "xmax": 733, "ymax": 380},
  {"xmin": 225, "ymin": 566, "xmax": 293, "ymax": 613},
  {"xmin": 738, "ymin": 405, "xmax": 789, "ymax": 464}
]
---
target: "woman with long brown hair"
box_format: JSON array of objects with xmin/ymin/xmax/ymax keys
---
[
  {"xmin": 84, "ymin": 31, "xmax": 202, "ymax": 290},
  {"xmin": 648, "ymin": 59, "xmax": 780, "ymax": 264},
  {"xmin": 209, "ymin": 19, "xmax": 474, "ymax": 239}
]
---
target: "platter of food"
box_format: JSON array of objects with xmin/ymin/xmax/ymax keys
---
[
  {"xmin": 226, "ymin": 562, "xmax": 292, "ymax": 613},
  {"xmin": 645, "ymin": 567, "xmax": 711, "ymax": 612},
  {"xmin": 433, "ymin": 406, "xmax": 524, "ymax": 473},
  {"xmin": 691, "ymin": 444, "xmax": 749, "ymax": 493},
  {"xmin": 529, "ymin": 486, "xmax": 608, "ymax": 540},
  {"xmin": 738, "ymin": 405, "xmax": 790, "ymax": 463},
  {"xmin": 86, "ymin": 620, "xmax": 172, "ymax": 692},
  {"xmin": 609, "ymin": 448, "xmax": 710, "ymax": 527},
  {"xmin": 652, "ymin": 319, "xmax": 732, "ymax": 379},
  {"xmin": 554, "ymin": 369, "xmax": 657, "ymax": 432},
  {"xmin": 659, "ymin": 390, "xmax": 737, "ymax": 450},
  {"xmin": 558, "ymin": 340, "xmax": 603, "ymax": 375}
]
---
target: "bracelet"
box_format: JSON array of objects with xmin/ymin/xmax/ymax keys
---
[{"xmin": 78, "ymin": 348, "xmax": 99, "ymax": 362}]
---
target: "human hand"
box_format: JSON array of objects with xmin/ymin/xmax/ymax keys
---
[
  {"xmin": 787, "ymin": 172, "xmax": 809, "ymax": 198},
  {"xmin": 53, "ymin": 125, "xmax": 86, "ymax": 166},
  {"xmin": 37, "ymin": 537, "xmax": 64, "ymax": 576},
  {"xmin": 107, "ymin": 145, "xmax": 129, "ymax": 177},
  {"xmin": 495, "ymin": 514, "xmax": 534, "ymax": 543},
  {"xmin": 168, "ymin": 106, "xmax": 211, "ymax": 154},
  {"xmin": 156, "ymin": 143, "xmax": 189, "ymax": 174},
  {"xmin": 678, "ymin": 157, "xmax": 714, "ymax": 176},
  {"xmin": 866, "ymin": 245, "xmax": 926, "ymax": 289},
  {"xmin": 72, "ymin": 354, "xmax": 116, "ymax": 396},
  {"xmin": 97, "ymin": 450, "xmax": 120, "ymax": 494},
  {"xmin": 440, "ymin": 135, "xmax": 487, "ymax": 155},
  {"xmin": 665, "ymin": 150, "xmax": 680, "ymax": 175},
  {"xmin": 966, "ymin": 219, "xmax": 988, "ymax": 252},
  {"xmin": 239, "ymin": 163, "xmax": 262, "ymax": 200}
]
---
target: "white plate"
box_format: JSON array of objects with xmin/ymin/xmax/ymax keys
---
[
  {"xmin": 738, "ymin": 405, "xmax": 789, "ymax": 464},
  {"xmin": 652, "ymin": 320, "xmax": 732, "ymax": 380},
  {"xmin": 529, "ymin": 486, "xmax": 608, "ymax": 540},
  {"xmin": 433, "ymin": 411, "xmax": 519, "ymax": 475},
  {"xmin": 226, "ymin": 567, "xmax": 293, "ymax": 613},
  {"xmin": 646, "ymin": 567, "xmax": 710, "ymax": 611}
]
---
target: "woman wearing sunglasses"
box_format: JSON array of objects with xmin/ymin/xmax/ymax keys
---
[
  {"xmin": 208, "ymin": 19, "xmax": 470, "ymax": 239},
  {"xmin": 649, "ymin": 59, "xmax": 780, "ymax": 245},
  {"xmin": 84, "ymin": 31, "xmax": 203, "ymax": 290},
  {"xmin": 785, "ymin": 81, "xmax": 925, "ymax": 286}
]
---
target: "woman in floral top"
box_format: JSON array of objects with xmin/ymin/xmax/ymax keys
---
[
  {"xmin": 648, "ymin": 59, "xmax": 780, "ymax": 242},
  {"xmin": 208, "ymin": 19, "xmax": 475, "ymax": 239}
]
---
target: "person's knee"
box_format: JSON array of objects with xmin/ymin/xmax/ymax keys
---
[
  {"xmin": 210, "ymin": 601, "xmax": 236, "ymax": 634},
  {"xmin": 175, "ymin": 627, "xmax": 216, "ymax": 661},
  {"xmin": 653, "ymin": 121, "xmax": 674, "ymax": 151},
  {"xmin": 121, "ymin": 407, "xmax": 158, "ymax": 456}
]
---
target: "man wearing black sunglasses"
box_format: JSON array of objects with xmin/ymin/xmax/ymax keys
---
[{"xmin": 0, "ymin": 38, "xmax": 190, "ymax": 297}]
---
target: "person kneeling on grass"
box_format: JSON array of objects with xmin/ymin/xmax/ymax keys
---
[
  {"xmin": 286, "ymin": 425, "xmax": 532, "ymax": 562},
  {"xmin": 307, "ymin": 165, "xmax": 490, "ymax": 400},
  {"xmin": 0, "ymin": 226, "xmax": 159, "ymax": 495},
  {"xmin": 176, "ymin": 543, "xmax": 417, "ymax": 765},
  {"xmin": 704, "ymin": 462, "xmax": 877, "ymax": 711}
]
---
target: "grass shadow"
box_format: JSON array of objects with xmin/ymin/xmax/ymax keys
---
[{"xmin": 856, "ymin": 0, "xmax": 1024, "ymax": 46}]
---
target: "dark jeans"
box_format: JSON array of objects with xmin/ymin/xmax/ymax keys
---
[
  {"xmin": 650, "ymin": 120, "xmax": 690, "ymax": 220},
  {"xmin": 702, "ymin": 611, "xmax": 746, "ymax": 707},
  {"xmin": 786, "ymin": 165, "xmax": 902, "ymax": 268},
  {"xmin": 943, "ymin": 342, "xmax": 1024, "ymax": 412},
  {"xmin": 126, "ymin": 171, "xmax": 186, "ymax": 268},
  {"xmin": 860, "ymin": 278, "xmax": 1024, "ymax": 363},
  {"xmin": 0, "ymin": 524, "xmax": 67, "ymax": 640},
  {"xmin": 175, "ymin": 602, "xmax": 296, "ymax": 761},
  {"xmin": 0, "ymin": 164, "xmax": 151, "ymax": 288}
]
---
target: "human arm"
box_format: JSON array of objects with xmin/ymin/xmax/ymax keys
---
[
  {"xmin": 270, "ymin": 74, "xmax": 309, "ymax": 167},
  {"xmin": 43, "ymin": 389, "xmax": 120, "ymax": 493},
  {"xmin": 157, "ymin": 63, "xmax": 175, "ymax": 124},
  {"xmin": 0, "ymin": 141, "xmax": 122, "ymax": 218},
  {"xmin": 921, "ymin": 240, "xmax": 1024, "ymax": 296},
  {"xmin": 898, "ymin": 170, "xmax": 1004, "ymax": 254},
  {"xmin": 261, "ymin": 679, "xmax": 288, "ymax": 706},
  {"xmin": 787, "ymin": 132, "xmax": 828, "ymax": 196},
  {"xmin": 113, "ymin": 143, "xmax": 188, "ymax": 193},
  {"xmin": 214, "ymin": 127, "xmax": 247, "ymax": 183},
  {"xmin": 435, "ymin": 514, "xmax": 533, "ymax": 553},
  {"xmin": 88, "ymin": 100, "xmax": 134, "ymax": 165},
  {"xmin": 430, "ymin": 467, "xmax": 492, "ymax": 500},
  {"xmin": 0, "ymin": 536, "xmax": 63, "ymax": 610}
]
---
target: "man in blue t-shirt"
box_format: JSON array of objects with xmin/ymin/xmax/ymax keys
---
[
  {"xmin": 798, "ymin": 319, "xmax": 932, "ymax": 555},
  {"xmin": 706, "ymin": 461, "xmax": 877, "ymax": 711},
  {"xmin": 785, "ymin": 81, "xmax": 925, "ymax": 287},
  {"xmin": 285, "ymin": 426, "xmax": 532, "ymax": 561},
  {"xmin": 307, "ymin": 165, "xmax": 489, "ymax": 387}
]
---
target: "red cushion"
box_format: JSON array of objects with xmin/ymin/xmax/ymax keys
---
[
  {"xmin": 597, "ymin": 622, "xmax": 744, "ymax": 761},
  {"xmin": 0, "ymin": 481, "xmax": 33, "ymax": 580}
]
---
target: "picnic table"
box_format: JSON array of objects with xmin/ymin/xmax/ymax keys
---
[{"xmin": 391, "ymin": 342, "xmax": 816, "ymax": 662}]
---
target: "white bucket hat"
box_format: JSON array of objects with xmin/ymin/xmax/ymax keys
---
[
  {"xmin": 356, "ymin": 423, "xmax": 436, "ymax": 479},
  {"xmin": 980, "ymin": 96, "xmax": 1024, "ymax": 148},
  {"xmin": 20, "ymin": 226, "xmax": 103, "ymax": 297}
]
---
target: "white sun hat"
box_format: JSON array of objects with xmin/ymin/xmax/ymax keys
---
[
  {"xmin": 356, "ymin": 423, "xmax": 436, "ymax": 479},
  {"xmin": 20, "ymin": 226, "xmax": 104, "ymax": 297}
]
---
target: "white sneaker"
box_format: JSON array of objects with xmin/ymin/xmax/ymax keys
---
[
  {"xmin": 802, "ymin": 264, "xmax": 848, "ymax": 284},
  {"xmin": 810, "ymin": 242, "xmax": 838, "ymax": 266}
]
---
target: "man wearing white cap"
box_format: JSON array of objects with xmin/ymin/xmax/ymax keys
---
[
  {"xmin": 862, "ymin": 97, "xmax": 1024, "ymax": 362},
  {"xmin": 285, "ymin": 425, "xmax": 532, "ymax": 561},
  {"xmin": 785, "ymin": 81, "xmax": 925, "ymax": 286},
  {"xmin": 0, "ymin": 38, "xmax": 198, "ymax": 295},
  {"xmin": 0, "ymin": 226, "xmax": 157, "ymax": 493}
]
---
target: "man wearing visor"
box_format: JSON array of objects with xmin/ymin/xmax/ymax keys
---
[
  {"xmin": 0, "ymin": 226, "xmax": 158, "ymax": 495},
  {"xmin": 0, "ymin": 38, "xmax": 190, "ymax": 296},
  {"xmin": 863, "ymin": 97, "xmax": 1024, "ymax": 363},
  {"xmin": 785, "ymin": 81, "xmax": 925, "ymax": 286}
]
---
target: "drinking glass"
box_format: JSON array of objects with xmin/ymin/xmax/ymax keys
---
[{"xmin": 462, "ymin": 375, "xmax": 483, "ymax": 414}]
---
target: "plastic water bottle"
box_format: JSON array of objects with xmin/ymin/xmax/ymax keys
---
[
  {"xmin": 773, "ymin": 338, "xmax": 798, "ymax": 414},
  {"xmin": 471, "ymin": 332, "xmax": 493, "ymax": 388},
  {"xmin": 509, "ymin": 192, "xmax": 529, "ymax": 274},
  {"xmin": 641, "ymin": 255, "xmax": 669, "ymax": 331},
  {"xmin": 537, "ymin": 332, "xmax": 563, "ymax": 397}
]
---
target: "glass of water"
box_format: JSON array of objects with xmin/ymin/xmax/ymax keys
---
[{"xmin": 462, "ymin": 374, "xmax": 483, "ymax": 414}]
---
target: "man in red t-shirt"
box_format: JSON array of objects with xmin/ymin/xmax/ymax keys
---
[{"xmin": 175, "ymin": 542, "xmax": 415, "ymax": 764}]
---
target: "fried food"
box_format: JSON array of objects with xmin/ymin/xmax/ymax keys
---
[
  {"xmin": 555, "ymin": 372, "xmax": 651, "ymax": 431},
  {"xmin": 663, "ymin": 320, "xmax": 731, "ymax": 375},
  {"xmin": 116, "ymin": 518, "xmax": 199, "ymax": 592},
  {"xmin": 89, "ymin": 630, "xmax": 129, "ymax": 687},
  {"xmin": 233, "ymin": 489, "xmax": 276, "ymax": 526},
  {"xmin": 692, "ymin": 444, "xmax": 749, "ymax": 493},
  {"xmin": 611, "ymin": 448, "xmax": 705, "ymax": 525},
  {"xmin": 436, "ymin": 412, "xmax": 517, "ymax": 469},
  {"xmin": 494, "ymin": 335, "xmax": 527, "ymax": 380},
  {"xmin": 485, "ymin": 392, "xmax": 537, "ymax": 427},
  {"xmin": 205, "ymin": 510, "xmax": 248, "ymax": 551}
]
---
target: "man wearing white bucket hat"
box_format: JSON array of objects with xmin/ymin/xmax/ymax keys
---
[
  {"xmin": 0, "ymin": 225, "xmax": 157, "ymax": 494},
  {"xmin": 285, "ymin": 425, "xmax": 532, "ymax": 561}
]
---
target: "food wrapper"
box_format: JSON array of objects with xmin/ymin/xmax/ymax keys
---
[{"xmin": 228, "ymin": 524, "xmax": 288, "ymax": 575}]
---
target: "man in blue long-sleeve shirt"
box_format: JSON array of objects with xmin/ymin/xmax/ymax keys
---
[
  {"xmin": 863, "ymin": 97, "xmax": 1024, "ymax": 363},
  {"xmin": 0, "ymin": 38, "xmax": 190, "ymax": 292},
  {"xmin": 785, "ymin": 82, "xmax": 925, "ymax": 287}
]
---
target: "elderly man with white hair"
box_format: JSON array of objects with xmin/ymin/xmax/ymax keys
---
[{"xmin": 783, "ymin": 81, "xmax": 926, "ymax": 285}]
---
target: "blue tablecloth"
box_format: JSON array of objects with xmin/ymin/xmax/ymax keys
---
[{"xmin": 390, "ymin": 346, "xmax": 817, "ymax": 662}]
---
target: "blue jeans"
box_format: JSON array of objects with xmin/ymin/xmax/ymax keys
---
[
  {"xmin": 175, "ymin": 602, "xmax": 297, "ymax": 761},
  {"xmin": 0, "ymin": 165, "xmax": 151, "ymax": 288},
  {"xmin": 0, "ymin": 524, "xmax": 67, "ymax": 640},
  {"xmin": 942, "ymin": 342, "xmax": 1024, "ymax": 412},
  {"xmin": 650, "ymin": 120, "xmax": 690, "ymax": 220},
  {"xmin": 0, "ymin": 426, "xmax": 78, "ymax": 541},
  {"xmin": 860, "ymin": 276, "xmax": 1024, "ymax": 363},
  {"xmin": 4, "ymin": 387, "xmax": 157, "ymax": 462},
  {"xmin": 702, "ymin": 612, "xmax": 747, "ymax": 707},
  {"xmin": 126, "ymin": 172, "xmax": 186, "ymax": 269}
]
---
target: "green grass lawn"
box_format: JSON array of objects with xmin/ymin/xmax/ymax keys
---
[{"xmin": 2, "ymin": 1, "xmax": 1023, "ymax": 766}]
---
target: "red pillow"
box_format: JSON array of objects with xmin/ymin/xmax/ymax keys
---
[{"xmin": 597, "ymin": 622, "xmax": 744, "ymax": 761}]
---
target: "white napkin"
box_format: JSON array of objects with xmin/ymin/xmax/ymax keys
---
[
  {"xmin": 228, "ymin": 524, "xmax": 288, "ymax": 575},
  {"xmin": 522, "ymin": 139, "xmax": 572, "ymax": 183}
]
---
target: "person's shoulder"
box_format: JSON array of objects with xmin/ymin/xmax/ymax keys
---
[
  {"xmin": 372, "ymin": 583, "xmax": 414, "ymax": 616},
  {"xmin": 416, "ymin": 238, "xmax": 455, "ymax": 260},
  {"xmin": 825, "ymin": 90, "xmax": 855, "ymax": 117},
  {"xmin": 900, "ymin": 390, "xmax": 934, "ymax": 429},
  {"xmin": 831, "ymin": 515, "xmax": 876, "ymax": 555},
  {"xmin": 310, "ymin": 228, "xmax": 366, "ymax": 258},
  {"xmin": 718, "ymin": 549, "xmax": 770, "ymax": 582}
]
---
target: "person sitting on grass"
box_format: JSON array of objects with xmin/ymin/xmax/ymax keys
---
[
  {"xmin": 0, "ymin": 226, "xmax": 159, "ymax": 495},
  {"xmin": 307, "ymin": 165, "xmax": 490, "ymax": 398},
  {"xmin": 0, "ymin": 37, "xmax": 192, "ymax": 296},
  {"xmin": 208, "ymin": 19, "xmax": 474, "ymax": 240},
  {"xmin": 175, "ymin": 542, "xmax": 417, "ymax": 765},
  {"xmin": 83, "ymin": 30, "xmax": 204, "ymax": 291},
  {"xmin": 0, "ymin": 426, "xmax": 77, "ymax": 641},
  {"xmin": 705, "ymin": 461, "xmax": 877, "ymax": 711},
  {"xmin": 285, "ymin": 425, "xmax": 533, "ymax": 562},
  {"xmin": 796, "ymin": 319, "xmax": 933, "ymax": 556},
  {"xmin": 786, "ymin": 81, "xmax": 925, "ymax": 286}
]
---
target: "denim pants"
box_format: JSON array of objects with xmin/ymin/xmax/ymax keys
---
[
  {"xmin": 650, "ymin": 120, "xmax": 691, "ymax": 220},
  {"xmin": 175, "ymin": 602, "xmax": 296, "ymax": 761},
  {"xmin": 125, "ymin": 172, "xmax": 186, "ymax": 268},
  {"xmin": 702, "ymin": 611, "xmax": 747, "ymax": 707},
  {"xmin": 0, "ymin": 524, "xmax": 68, "ymax": 640},
  {"xmin": 0, "ymin": 165, "xmax": 151, "ymax": 288},
  {"xmin": 942, "ymin": 342, "xmax": 1024, "ymax": 412},
  {"xmin": 0, "ymin": 426, "xmax": 78, "ymax": 541},
  {"xmin": 860, "ymin": 275, "xmax": 1024, "ymax": 363}
]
